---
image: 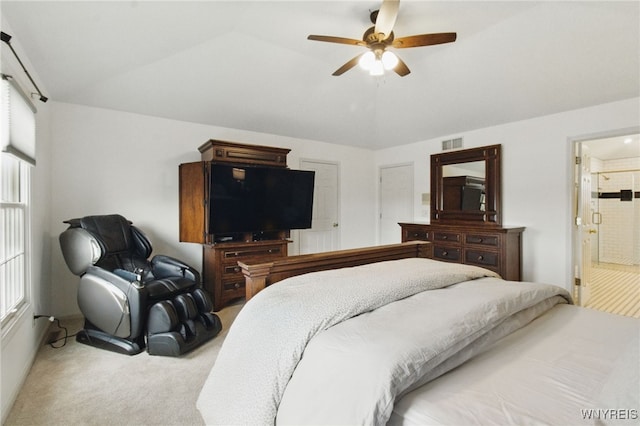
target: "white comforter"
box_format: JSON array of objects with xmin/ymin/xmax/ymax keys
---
[
  {"xmin": 388, "ymin": 304, "xmax": 640, "ymax": 426},
  {"xmin": 197, "ymin": 258, "xmax": 570, "ymax": 425}
]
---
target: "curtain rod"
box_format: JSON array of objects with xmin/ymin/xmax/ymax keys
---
[{"xmin": 1, "ymin": 31, "xmax": 48, "ymax": 102}]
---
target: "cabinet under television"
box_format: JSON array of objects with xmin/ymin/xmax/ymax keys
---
[{"xmin": 179, "ymin": 140, "xmax": 315, "ymax": 310}]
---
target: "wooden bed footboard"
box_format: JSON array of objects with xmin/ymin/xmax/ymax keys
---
[{"xmin": 239, "ymin": 241, "xmax": 433, "ymax": 302}]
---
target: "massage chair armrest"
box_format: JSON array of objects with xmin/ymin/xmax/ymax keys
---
[
  {"xmin": 89, "ymin": 266, "xmax": 130, "ymax": 286},
  {"xmin": 80, "ymin": 266, "xmax": 148, "ymax": 339},
  {"xmin": 151, "ymin": 255, "xmax": 201, "ymax": 284},
  {"xmin": 85, "ymin": 266, "xmax": 148, "ymax": 300}
]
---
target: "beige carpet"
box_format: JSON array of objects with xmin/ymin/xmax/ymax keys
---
[{"xmin": 5, "ymin": 302, "xmax": 243, "ymax": 426}]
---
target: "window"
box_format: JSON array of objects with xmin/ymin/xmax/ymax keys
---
[
  {"xmin": 0, "ymin": 154, "xmax": 29, "ymax": 322},
  {"xmin": 1, "ymin": 75, "xmax": 34, "ymax": 325}
]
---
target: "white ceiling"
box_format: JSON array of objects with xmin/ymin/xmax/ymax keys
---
[
  {"xmin": 1, "ymin": 1, "xmax": 639, "ymax": 150},
  {"xmin": 584, "ymin": 134, "xmax": 640, "ymax": 161}
]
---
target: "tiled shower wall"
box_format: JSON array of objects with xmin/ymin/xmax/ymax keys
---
[{"xmin": 594, "ymin": 157, "xmax": 640, "ymax": 265}]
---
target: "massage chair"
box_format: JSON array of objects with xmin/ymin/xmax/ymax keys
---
[{"xmin": 59, "ymin": 214, "xmax": 221, "ymax": 356}]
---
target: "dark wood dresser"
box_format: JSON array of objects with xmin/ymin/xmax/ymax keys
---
[{"xmin": 400, "ymin": 222, "xmax": 524, "ymax": 281}]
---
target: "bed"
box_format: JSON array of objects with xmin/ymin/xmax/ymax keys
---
[{"xmin": 196, "ymin": 242, "xmax": 639, "ymax": 425}]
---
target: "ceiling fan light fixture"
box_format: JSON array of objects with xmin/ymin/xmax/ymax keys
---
[
  {"xmin": 307, "ymin": 0, "xmax": 457, "ymax": 77},
  {"xmin": 359, "ymin": 51, "xmax": 376, "ymax": 70},
  {"xmin": 381, "ymin": 50, "xmax": 398, "ymax": 70},
  {"xmin": 360, "ymin": 49, "xmax": 388, "ymax": 75}
]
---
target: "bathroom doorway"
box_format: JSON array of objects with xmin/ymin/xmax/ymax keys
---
[{"xmin": 574, "ymin": 132, "xmax": 639, "ymax": 318}]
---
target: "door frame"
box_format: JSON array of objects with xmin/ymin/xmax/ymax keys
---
[
  {"xmin": 573, "ymin": 141, "xmax": 594, "ymax": 306},
  {"xmin": 568, "ymin": 126, "xmax": 639, "ymax": 304}
]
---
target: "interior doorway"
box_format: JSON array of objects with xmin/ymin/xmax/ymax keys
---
[
  {"xmin": 297, "ymin": 159, "xmax": 340, "ymax": 254},
  {"xmin": 573, "ymin": 131, "xmax": 640, "ymax": 318},
  {"xmin": 379, "ymin": 163, "xmax": 414, "ymax": 245}
]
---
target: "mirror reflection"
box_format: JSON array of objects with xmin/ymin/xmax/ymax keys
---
[
  {"xmin": 442, "ymin": 161, "xmax": 486, "ymax": 211},
  {"xmin": 430, "ymin": 144, "xmax": 501, "ymax": 225}
]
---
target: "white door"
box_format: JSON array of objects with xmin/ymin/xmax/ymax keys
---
[
  {"xmin": 379, "ymin": 164, "xmax": 414, "ymax": 245},
  {"xmin": 298, "ymin": 160, "xmax": 340, "ymax": 254},
  {"xmin": 574, "ymin": 142, "xmax": 594, "ymax": 306}
]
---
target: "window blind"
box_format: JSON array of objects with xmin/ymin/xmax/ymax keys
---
[{"xmin": 1, "ymin": 75, "xmax": 36, "ymax": 165}]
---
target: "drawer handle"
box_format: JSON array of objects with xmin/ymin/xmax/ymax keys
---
[
  {"xmin": 234, "ymin": 282, "xmax": 240, "ymax": 289},
  {"xmin": 477, "ymin": 255, "xmax": 484, "ymax": 261},
  {"xmin": 442, "ymin": 235, "xmax": 448, "ymax": 240},
  {"xmin": 234, "ymin": 266, "xmax": 240, "ymax": 273},
  {"xmin": 442, "ymin": 251, "xmax": 448, "ymax": 256}
]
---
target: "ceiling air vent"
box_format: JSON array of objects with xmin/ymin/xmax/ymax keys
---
[{"xmin": 441, "ymin": 137, "xmax": 463, "ymax": 151}]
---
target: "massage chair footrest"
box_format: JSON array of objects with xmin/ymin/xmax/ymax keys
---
[
  {"xmin": 147, "ymin": 316, "xmax": 222, "ymax": 356},
  {"xmin": 146, "ymin": 291, "xmax": 223, "ymax": 356}
]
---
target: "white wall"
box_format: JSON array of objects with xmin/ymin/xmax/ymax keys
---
[
  {"xmin": 1, "ymin": 18, "xmax": 53, "ymax": 422},
  {"xmin": 374, "ymin": 98, "xmax": 640, "ymax": 290},
  {"xmin": 49, "ymin": 102, "xmax": 376, "ymax": 317},
  {"xmin": 49, "ymin": 98, "xmax": 639, "ymax": 317}
]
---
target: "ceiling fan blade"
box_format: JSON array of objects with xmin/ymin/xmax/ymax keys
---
[
  {"xmin": 308, "ymin": 35, "xmax": 366, "ymax": 47},
  {"xmin": 332, "ymin": 53, "xmax": 364, "ymax": 76},
  {"xmin": 392, "ymin": 32, "xmax": 457, "ymax": 48},
  {"xmin": 374, "ymin": 0, "xmax": 400, "ymax": 41},
  {"xmin": 393, "ymin": 56, "xmax": 411, "ymax": 76}
]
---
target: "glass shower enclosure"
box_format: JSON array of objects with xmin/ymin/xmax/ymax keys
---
[{"xmin": 591, "ymin": 168, "xmax": 640, "ymax": 266}]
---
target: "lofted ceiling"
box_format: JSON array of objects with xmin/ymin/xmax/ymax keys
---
[{"xmin": 1, "ymin": 1, "xmax": 638, "ymax": 150}]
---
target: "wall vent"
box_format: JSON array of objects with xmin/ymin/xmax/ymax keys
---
[{"xmin": 442, "ymin": 137, "xmax": 463, "ymax": 151}]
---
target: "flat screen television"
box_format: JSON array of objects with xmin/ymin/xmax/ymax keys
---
[{"xmin": 208, "ymin": 164, "xmax": 315, "ymax": 236}]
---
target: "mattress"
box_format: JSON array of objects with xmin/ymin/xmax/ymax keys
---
[{"xmin": 389, "ymin": 304, "xmax": 640, "ymax": 425}]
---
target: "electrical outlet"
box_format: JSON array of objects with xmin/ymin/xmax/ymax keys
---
[{"xmin": 32, "ymin": 314, "xmax": 55, "ymax": 327}]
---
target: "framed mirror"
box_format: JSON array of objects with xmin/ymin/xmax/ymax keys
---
[{"xmin": 430, "ymin": 144, "xmax": 501, "ymax": 225}]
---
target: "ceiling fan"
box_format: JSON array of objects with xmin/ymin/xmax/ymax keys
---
[{"xmin": 307, "ymin": 0, "xmax": 456, "ymax": 77}]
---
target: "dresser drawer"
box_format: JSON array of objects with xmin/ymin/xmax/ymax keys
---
[
  {"xmin": 465, "ymin": 234, "xmax": 499, "ymax": 246},
  {"xmin": 223, "ymin": 245, "xmax": 285, "ymax": 260},
  {"xmin": 404, "ymin": 228, "xmax": 429, "ymax": 241},
  {"xmin": 465, "ymin": 249, "xmax": 499, "ymax": 268},
  {"xmin": 433, "ymin": 232, "xmax": 461, "ymax": 243},
  {"xmin": 222, "ymin": 263, "xmax": 243, "ymax": 277},
  {"xmin": 433, "ymin": 246, "xmax": 461, "ymax": 262},
  {"xmin": 222, "ymin": 278, "xmax": 245, "ymax": 292}
]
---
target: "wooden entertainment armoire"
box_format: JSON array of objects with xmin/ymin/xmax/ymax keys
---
[{"xmin": 179, "ymin": 140, "xmax": 293, "ymax": 311}]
